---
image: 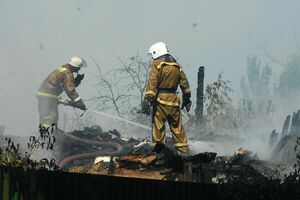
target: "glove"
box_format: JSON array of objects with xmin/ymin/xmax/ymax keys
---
[
  {"xmin": 74, "ymin": 73, "xmax": 85, "ymax": 87},
  {"xmin": 181, "ymin": 94, "xmax": 192, "ymax": 112},
  {"xmin": 75, "ymin": 99, "xmax": 87, "ymax": 111},
  {"xmin": 141, "ymin": 98, "xmax": 151, "ymax": 115}
]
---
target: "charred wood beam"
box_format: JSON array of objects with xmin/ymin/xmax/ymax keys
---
[
  {"xmin": 290, "ymin": 110, "xmax": 300, "ymax": 136},
  {"xmin": 269, "ymin": 129, "xmax": 278, "ymax": 148},
  {"xmin": 195, "ymin": 66, "xmax": 205, "ymax": 131},
  {"xmin": 281, "ymin": 115, "xmax": 291, "ymax": 137}
]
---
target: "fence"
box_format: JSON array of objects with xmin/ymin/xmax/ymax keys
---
[{"xmin": 0, "ymin": 166, "xmax": 217, "ymax": 200}]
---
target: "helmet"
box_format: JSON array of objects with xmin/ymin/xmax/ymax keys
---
[
  {"xmin": 148, "ymin": 42, "xmax": 169, "ymax": 59},
  {"xmin": 68, "ymin": 57, "xmax": 87, "ymax": 68}
]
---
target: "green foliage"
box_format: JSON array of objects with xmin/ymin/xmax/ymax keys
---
[
  {"xmin": 242, "ymin": 53, "xmax": 300, "ymax": 110},
  {"xmin": 204, "ymin": 72, "xmax": 236, "ymax": 130},
  {"xmin": 205, "ymin": 72, "xmax": 233, "ymax": 119},
  {"xmin": 246, "ymin": 55, "xmax": 261, "ymax": 97},
  {"xmin": 239, "ymin": 75, "xmax": 250, "ymax": 99},
  {"xmin": 244, "ymin": 55, "xmax": 272, "ymax": 99},
  {"xmin": 0, "ymin": 124, "xmax": 58, "ymax": 171},
  {"xmin": 276, "ymin": 54, "xmax": 300, "ymax": 98},
  {"xmin": 260, "ymin": 63, "xmax": 272, "ymax": 92},
  {"xmin": 239, "ymin": 56, "xmax": 274, "ymax": 122}
]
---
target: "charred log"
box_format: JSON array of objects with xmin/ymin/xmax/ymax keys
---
[
  {"xmin": 269, "ymin": 129, "xmax": 278, "ymax": 148},
  {"xmin": 281, "ymin": 115, "xmax": 291, "ymax": 136},
  {"xmin": 195, "ymin": 66, "xmax": 205, "ymax": 131},
  {"xmin": 290, "ymin": 110, "xmax": 300, "ymax": 136}
]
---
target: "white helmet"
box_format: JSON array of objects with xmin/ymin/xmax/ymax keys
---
[
  {"xmin": 68, "ymin": 57, "xmax": 87, "ymax": 68},
  {"xmin": 148, "ymin": 42, "xmax": 169, "ymax": 59}
]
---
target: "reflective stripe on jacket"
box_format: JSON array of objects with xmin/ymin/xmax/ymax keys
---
[{"xmin": 37, "ymin": 65, "xmax": 80, "ymax": 101}]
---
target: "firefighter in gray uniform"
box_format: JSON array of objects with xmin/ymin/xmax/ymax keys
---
[{"xmin": 37, "ymin": 57, "xmax": 87, "ymax": 128}]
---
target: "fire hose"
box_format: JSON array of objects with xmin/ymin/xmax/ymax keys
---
[
  {"xmin": 57, "ymin": 98, "xmax": 151, "ymax": 169},
  {"xmin": 59, "ymin": 131, "xmax": 124, "ymax": 169}
]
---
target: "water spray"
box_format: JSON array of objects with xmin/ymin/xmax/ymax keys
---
[
  {"xmin": 87, "ymin": 109, "xmax": 151, "ymax": 131},
  {"xmin": 59, "ymin": 99, "xmax": 150, "ymax": 130}
]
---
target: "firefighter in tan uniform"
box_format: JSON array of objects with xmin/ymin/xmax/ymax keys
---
[
  {"xmin": 37, "ymin": 57, "xmax": 87, "ymax": 128},
  {"xmin": 143, "ymin": 42, "xmax": 192, "ymax": 156}
]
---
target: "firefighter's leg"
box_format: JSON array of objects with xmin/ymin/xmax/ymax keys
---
[
  {"xmin": 167, "ymin": 106, "xmax": 189, "ymax": 155},
  {"xmin": 38, "ymin": 97, "xmax": 61, "ymax": 161},
  {"xmin": 38, "ymin": 97, "xmax": 58, "ymax": 128},
  {"xmin": 152, "ymin": 103, "xmax": 167, "ymax": 149}
]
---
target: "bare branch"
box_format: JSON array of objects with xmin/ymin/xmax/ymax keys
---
[
  {"xmin": 115, "ymin": 54, "xmax": 150, "ymax": 105},
  {"xmin": 90, "ymin": 56, "xmax": 124, "ymax": 117},
  {"xmin": 90, "ymin": 56, "xmax": 105, "ymax": 78},
  {"xmin": 261, "ymin": 46, "xmax": 288, "ymax": 68},
  {"xmin": 293, "ymin": 29, "xmax": 300, "ymax": 52},
  {"xmin": 116, "ymin": 56, "xmax": 142, "ymax": 92}
]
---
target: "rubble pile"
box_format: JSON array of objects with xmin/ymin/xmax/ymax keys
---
[
  {"xmin": 57, "ymin": 126, "xmax": 139, "ymax": 168},
  {"xmin": 57, "ymin": 126, "xmax": 280, "ymax": 183}
]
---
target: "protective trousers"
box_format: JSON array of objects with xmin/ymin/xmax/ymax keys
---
[
  {"xmin": 37, "ymin": 96, "xmax": 58, "ymax": 128},
  {"xmin": 152, "ymin": 102, "xmax": 189, "ymax": 153}
]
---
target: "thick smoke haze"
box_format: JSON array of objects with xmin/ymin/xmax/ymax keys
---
[{"xmin": 0, "ymin": 0, "xmax": 300, "ymax": 141}]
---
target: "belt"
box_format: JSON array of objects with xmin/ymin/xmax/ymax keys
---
[{"xmin": 158, "ymin": 87, "xmax": 177, "ymax": 93}]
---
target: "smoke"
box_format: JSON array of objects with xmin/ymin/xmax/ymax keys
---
[
  {"xmin": 188, "ymin": 87, "xmax": 300, "ymax": 163},
  {"xmin": 1, "ymin": 0, "xmax": 300, "ymax": 141},
  {"xmin": 188, "ymin": 120, "xmax": 273, "ymax": 160}
]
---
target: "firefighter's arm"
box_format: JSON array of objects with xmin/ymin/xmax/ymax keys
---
[
  {"xmin": 142, "ymin": 63, "xmax": 159, "ymax": 114},
  {"xmin": 179, "ymin": 69, "xmax": 192, "ymax": 112},
  {"xmin": 74, "ymin": 73, "xmax": 84, "ymax": 87},
  {"xmin": 63, "ymin": 72, "xmax": 87, "ymax": 110},
  {"xmin": 145, "ymin": 62, "xmax": 159, "ymax": 100}
]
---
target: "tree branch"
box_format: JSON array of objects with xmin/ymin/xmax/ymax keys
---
[
  {"xmin": 261, "ymin": 46, "xmax": 288, "ymax": 68},
  {"xmin": 293, "ymin": 29, "xmax": 300, "ymax": 52}
]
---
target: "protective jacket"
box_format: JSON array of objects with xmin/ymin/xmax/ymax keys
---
[
  {"xmin": 37, "ymin": 65, "xmax": 81, "ymax": 102},
  {"xmin": 145, "ymin": 54, "xmax": 191, "ymax": 106}
]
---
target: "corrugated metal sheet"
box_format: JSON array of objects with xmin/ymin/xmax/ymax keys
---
[{"xmin": 0, "ymin": 166, "xmax": 217, "ymax": 200}]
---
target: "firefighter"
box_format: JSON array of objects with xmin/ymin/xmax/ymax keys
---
[
  {"xmin": 143, "ymin": 42, "xmax": 192, "ymax": 157},
  {"xmin": 37, "ymin": 57, "xmax": 87, "ymax": 128}
]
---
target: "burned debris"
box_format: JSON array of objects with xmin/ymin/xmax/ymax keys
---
[
  {"xmin": 55, "ymin": 125, "xmax": 283, "ymax": 184},
  {"xmin": 47, "ymin": 65, "xmax": 300, "ymax": 184}
]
